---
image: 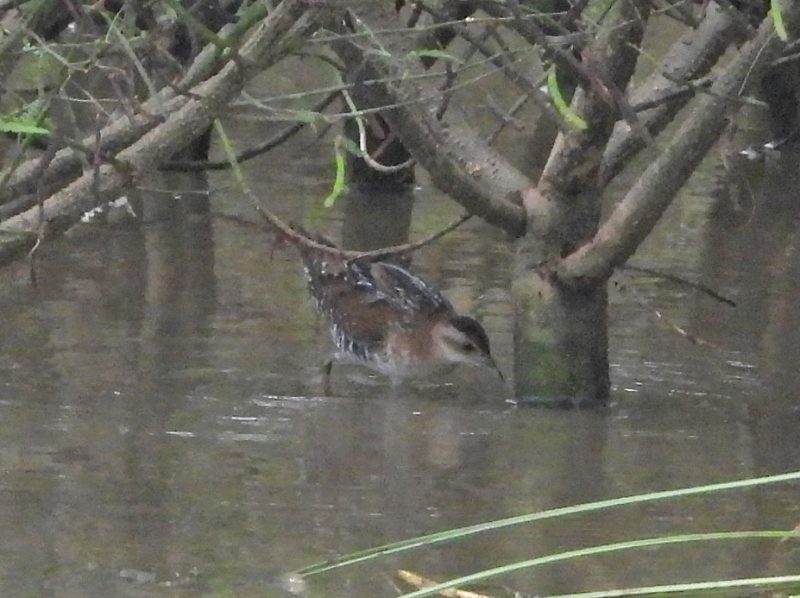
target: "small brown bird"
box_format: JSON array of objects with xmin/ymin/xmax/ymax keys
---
[{"xmin": 292, "ymin": 226, "xmax": 503, "ymax": 391}]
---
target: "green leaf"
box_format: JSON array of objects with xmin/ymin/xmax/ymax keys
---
[
  {"xmin": 213, "ymin": 119, "xmax": 247, "ymax": 191},
  {"xmin": 21, "ymin": 96, "xmax": 48, "ymax": 122},
  {"xmin": 291, "ymin": 110, "xmax": 323, "ymax": 125},
  {"xmin": 771, "ymin": 0, "xmax": 788, "ymax": 41},
  {"xmin": 547, "ymin": 67, "xmax": 588, "ymax": 131},
  {"xmin": 0, "ymin": 118, "xmax": 49, "ymax": 136},
  {"xmin": 338, "ymin": 136, "xmax": 362, "ymax": 157},
  {"xmin": 409, "ymin": 49, "xmax": 462, "ymax": 64},
  {"xmin": 322, "ymin": 138, "xmax": 346, "ymax": 208}
]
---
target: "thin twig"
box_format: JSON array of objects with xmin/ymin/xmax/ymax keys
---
[
  {"xmin": 106, "ymin": 67, "xmax": 140, "ymax": 123},
  {"xmin": 346, "ymin": 213, "xmax": 474, "ymax": 261},
  {"xmin": 416, "ymin": 1, "xmax": 570, "ymax": 134},
  {"xmin": 249, "ymin": 188, "xmax": 473, "ymax": 261},
  {"xmin": 161, "ymin": 0, "xmax": 249, "ymax": 75},
  {"xmin": 161, "ymin": 90, "xmax": 340, "ymax": 171},
  {"xmin": 651, "ymin": 304, "xmax": 716, "ymax": 347},
  {"xmin": 309, "ymin": 11, "xmax": 567, "ymax": 46},
  {"xmin": 214, "ymin": 116, "xmax": 471, "ymax": 260},
  {"xmin": 621, "ymin": 264, "xmax": 737, "ymax": 306},
  {"xmin": 617, "ymin": 276, "xmax": 718, "ymax": 347},
  {"xmin": 435, "ymin": 22, "xmax": 498, "ymax": 121},
  {"xmin": 485, "ymin": 88, "xmax": 533, "ymax": 140},
  {"xmin": 90, "ymin": 116, "xmax": 103, "ymax": 204},
  {"xmin": 506, "ymin": 0, "xmax": 653, "ymax": 147},
  {"xmin": 340, "ymin": 88, "xmax": 416, "ymax": 173},
  {"xmin": 396, "ymin": 569, "xmax": 493, "ymax": 598},
  {"xmin": 29, "ymin": 143, "xmax": 57, "ymax": 287},
  {"xmin": 102, "ymin": 11, "xmax": 162, "ymax": 108},
  {"xmin": 237, "ymin": 45, "xmax": 535, "ymax": 108},
  {"xmin": 629, "ymin": 74, "xmax": 714, "ymax": 113},
  {"xmin": 435, "ymin": 60, "xmax": 457, "ymax": 120}
]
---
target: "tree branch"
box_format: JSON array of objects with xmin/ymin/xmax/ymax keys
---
[
  {"xmin": 538, "ymin": 0, "xmax": 651, "ymax": 192},
  {"xmin": 337, "ymin": 4, "xmax": 530, "ymax": 236},
  {"xmin": 0, "ymin": 1, "xmax": 322, "ymax": 251},
  {"xmin": 599, "ymin": 2, "xmax": 739, "ymax": 187},
  {"xmin": 160, "ymin": 90, "xmax": 340, "ymax": 172},
  {"xmin": 557, "ymin": 9, "xmax": 800, "ymax": 282},
  {"xmin": 0, "ymin": 2, "xmax": 270, "ymax": 214}
]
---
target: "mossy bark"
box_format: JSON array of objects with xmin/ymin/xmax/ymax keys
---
[{"xmin": 513, "ymin": 209, "xmax": 609, "ymax": 407}]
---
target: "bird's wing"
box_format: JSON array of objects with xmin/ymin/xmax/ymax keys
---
[
  {"xmin": 309, "ymin": 260, "xmax": 451, "ymax": 353},
  {"xmin": 360, "ymin": 261, "xmax": 452, "ymax": 320},
  {"xmin": 309, "ymin": 266, "xmax": 405, "ymax": 354}
]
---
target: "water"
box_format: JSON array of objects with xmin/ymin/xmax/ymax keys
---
[{"xmin": 1, "ymin": 126, "xmax": 800, "ymax": 597}]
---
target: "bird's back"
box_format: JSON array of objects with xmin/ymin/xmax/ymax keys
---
[{"xmin": 291, "ymin": 226, "xmax": 454, "ymax": 365}]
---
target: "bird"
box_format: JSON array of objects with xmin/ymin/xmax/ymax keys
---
[{"xmin": 290, "ymin": 225, "xmax": 504, "ymax": 393}]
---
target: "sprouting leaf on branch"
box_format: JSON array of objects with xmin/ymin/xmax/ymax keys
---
[
  {"xmin": 0, "ymin": 119, "xmax": 50, "ymax": 136},
  {"xmin": 546, "ymin": 67, "xmax": 588, "ymax": 131},
  {"xmin": 409, "ymin": 49, "xmax": 463, "ymax": 64},
  {"xmin": 771, "ymin": 0, "xmax": 788, "ymax": 41},
  {"xmin": 323, "ymin": 137, "xmax": 347, "ymax": 208},
  {"xmin": 338, "ymin": 136, "xmax": 362, "ymax": 157},
  {"xmin": 1, "ymin": 98, "xmax": 51, "ymax": 137}
]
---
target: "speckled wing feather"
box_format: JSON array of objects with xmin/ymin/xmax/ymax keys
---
[
  {"xmin": 358, "ymin": 261, "xmax": 452, "ymax": 322},
  {"xmin": 292, "ymin": 227, "xmax": 453, "ymax": 358}
]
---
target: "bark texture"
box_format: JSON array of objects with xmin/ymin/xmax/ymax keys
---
[
  {"xmin": 0, "ymin": 1, "xmax": 321, "ymax": 243},
  {"xmin": 558, "ymin": 7, "xmax": 800, "ymax": 283}
]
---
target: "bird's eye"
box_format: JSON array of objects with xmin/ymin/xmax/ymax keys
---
[{"xmin": 462, "ymin": 343, "xmax": 476, "ymax": 352}]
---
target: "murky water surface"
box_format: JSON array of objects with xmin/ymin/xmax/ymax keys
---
[{"xmin": 2, "ymin": 127, "xmax": 800, "ymax": 596}]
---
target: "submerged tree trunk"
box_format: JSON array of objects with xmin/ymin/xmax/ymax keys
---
[
  {"xmin": 510, "ymin": 0, "xmax": 648, "ymax": 405},
  {"xmin": 512, "ymin": 231, "xmax": 610, "ymax": 406}
]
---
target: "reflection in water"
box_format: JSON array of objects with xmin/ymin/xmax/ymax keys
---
[{"xmin": 0, "ymin": 142, "xmax": 799, "ymax": 596}]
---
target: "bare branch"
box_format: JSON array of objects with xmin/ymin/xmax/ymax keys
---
[
  {"xmin": 621, "ymin": 264, "xmax": 737, "ymax": 306},
  {"xmin": 161, "ymin": 90, "xmax": 340, "ymax": 172},
  {"xmin": 599, "ymin": 2, "xmax": 739, "ymax": 187},
  {"xmin": 334, "ymin": 4, "xmax": 530, "ymax": 236},
  {"xmin": 0, "ymin": 1, "xmax": 270, "ymax": 211},
  {"xmin": 0, "ymin": 1, "xmax": 323, "ymax": 254},
  {"xmin": 539, "ymin": 0, "xmax": 651, "ymax": 192},
  {"xmin": 558, "ymin": 9, "xmax": 800, "ymax": 282},
  {"xmin": 417, "ymin": 1, "xmax": 571, "ymax": 134}
]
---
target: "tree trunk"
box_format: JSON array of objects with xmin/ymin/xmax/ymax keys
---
[
  {"xmin": 513, "ymin": 232, "xmax": 609, "ymax": 406},
  {"xmin": 511, "ymin": 0, "xmax": 649, "ymax": 406}
]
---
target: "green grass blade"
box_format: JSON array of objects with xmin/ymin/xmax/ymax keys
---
[
  {"xmin": 771, "ymin": 0, "xmax": 789, "ymax": 41},
  {"xmin": 294, "ymin": 470, "xmax": 800, "ymax": 577},
  {"xmin": 323, "ymin": 137, "xmax": 346, "ymax": 208},
  {"xmin": 398, "ymin": 531, "xmax": 800, "ymax": 598},
  {"xmin": 547, "ymin": 66, "xmax": 587, "ymax": 131},
  {"xmin": 213, "ymin": 119, "xmax": 248, "ymax": 192},
  {"xmin": 544, "ymin": 574, "xmax": 800, "ymax": 597}
]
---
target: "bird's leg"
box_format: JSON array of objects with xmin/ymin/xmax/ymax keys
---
[{"xmin": 321, "ymin": 358, "xmax": 334, "ymax": 395}]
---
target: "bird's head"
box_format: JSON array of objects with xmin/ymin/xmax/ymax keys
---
[{"xmin": 433, "ymin": 315, "xmax": 504, "ymax": 381}]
